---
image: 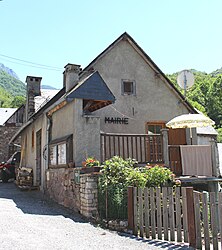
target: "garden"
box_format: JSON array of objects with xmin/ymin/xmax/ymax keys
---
[{"xmin": 95, "ymin": 156, "xmax": 178, "ymax": 221}]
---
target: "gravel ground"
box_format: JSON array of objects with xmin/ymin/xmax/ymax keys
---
[{"xmin": 0, "ymin": 182, "xmax": 191, "ymax": 250}]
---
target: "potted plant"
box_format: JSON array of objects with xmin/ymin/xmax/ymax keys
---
[{"xmin": 81, "ymin": 157, "xmax": 101, "ymax": 174}]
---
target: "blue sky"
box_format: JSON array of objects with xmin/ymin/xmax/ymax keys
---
[{"xmin": 0, "ymin": 0, "xmax": 221, "ymax": 89}]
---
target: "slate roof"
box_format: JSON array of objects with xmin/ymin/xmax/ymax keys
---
[
  {"xmin": 0, "ymin": 108, "xmax": 17, "ymax": 125},
  {"xmin": 35, "ymin": 89, "xmax": 60, "ymax": 112},
  {"xmin": 66, "ymin": 71, "xmax": 115, "ymax": 102}
]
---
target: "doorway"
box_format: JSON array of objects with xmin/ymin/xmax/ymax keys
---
[{"xmin": 36, "ymin": 129, "xmax": 42, "ymax": 186}]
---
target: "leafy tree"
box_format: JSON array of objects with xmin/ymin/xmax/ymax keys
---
[
  {"xmin": 10, "ymin": 96, "xmax": 26, "ymax": 108},
  {"xmin": 206, "ymin": 75, "xmax": 222, "ymax": 128},
  {"xmin": 216, "ymin": 128, "xmax": 222, "ymax": 143}
]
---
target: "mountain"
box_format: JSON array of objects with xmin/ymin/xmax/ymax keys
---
[
  {"xmin": 0, "ymin": 65, "xmax": 26, "ymax": 107},
  {"xmin": 41, "ymin": 85, "xmax": 58, "ymax": 90},
  {"xmin": 210, "ymin": 67, "xmax": 222, "ymax": 77},
  {"xmin": 0, "ymin": 63, "xmax": 19, "ymax": 79},
  {"xmin": 0, "ymin": 69, "xmax": 25, "ymax": 96}
]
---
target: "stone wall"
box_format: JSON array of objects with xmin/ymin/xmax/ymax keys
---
[
  {"xmin": 0, "ymin": 125, "xmax": 20, "ymax": 162},
  {"xmin": 80, "ymin": 174, "xmax": 99, "ymax": 218},
  {"xmin": 46, "ymin": 168, "xmax": 99, "ymax": 218}
]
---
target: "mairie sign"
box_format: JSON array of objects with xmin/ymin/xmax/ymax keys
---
[{"xmin": 105, "ymin": 117, "xmax": 129, "ymax": 124}]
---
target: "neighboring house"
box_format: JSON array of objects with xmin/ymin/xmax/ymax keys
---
[
  {"xmin": 0, "ymin": 108, "xmax": 20, "ymax": 162},
  {"xmin": 0, "ymin": 108, "xmax": 17, "ymax": 126},
  {"xmin": 10, "ymin": 32, "xmax": 221, "ymax": 193},
  {"xmin": 4, "ymin": 83, "xmax": 59, "ymax": 163}
]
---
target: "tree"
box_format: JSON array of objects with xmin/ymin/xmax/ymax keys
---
[
  {"xmin": 10, "ymin": 96, "xmax": 26, "ymax": 108},
  {"xmin": 206, "ymin": 75, "xmax": 222, "ymax": 128}
]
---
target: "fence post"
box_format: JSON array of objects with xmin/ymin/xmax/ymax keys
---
[
  {"xmin": 161, "ymin": 128, "xmax": 169, "ymax": 166},
  {"xmin": 186, "ymin": 187, "xmax": 196, "ymax": 248},
  {"xmin": 128, "ymin": 186, "xmax": 134, "ymax": 230}
]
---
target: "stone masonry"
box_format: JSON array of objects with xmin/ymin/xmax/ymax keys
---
[
  {"xmin": 80, "ymin": 173, "xmax": 99, "ymax": 218},
  {"xmin": 46, "ymin": 168, "xmax": 99, "ymax": 218},
  {"xmin": 0, "ymin": 125, "xmax": 20, "ymax": 162}
]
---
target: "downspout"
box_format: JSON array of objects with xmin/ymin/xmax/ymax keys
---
[{"xmin": 44, "ymin": 113, "xmax": 52, "ymax": 191}]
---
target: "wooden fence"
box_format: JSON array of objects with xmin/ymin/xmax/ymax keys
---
[
  {"xmin": 168, "ymin": 145, "xmax": 182, "ymax": 176},
  {"xmin": 128, "ymin": 187, "xmax": 222, "ymax": 249},
  {"xmin": 100, "ymin": 132, "xmax": 163, "ymax": 164}
]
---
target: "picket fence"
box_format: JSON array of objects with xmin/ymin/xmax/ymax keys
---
[{"xmin": 128, "ymin": 187, "xmax": 222, "ymax": 249}]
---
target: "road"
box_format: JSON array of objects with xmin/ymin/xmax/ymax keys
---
[{"xmin": 0, "ymin": 182, "xmax": 190, "ymax": 250}]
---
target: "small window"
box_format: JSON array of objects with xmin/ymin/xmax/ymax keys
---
[
  {"xmin": 31, "ymin": 130, "xmax": 34, "ymax": 148},
  {"xmin": 49, "ymin": 135, "xmax": 73, "ymax": 168},
  {"xmin": 121, "ymin": 80, "xmax": 136, "ymax": 95},
  {"xmin": 146, "ymin": 122, "xmax": 165, "ymax": 135}
]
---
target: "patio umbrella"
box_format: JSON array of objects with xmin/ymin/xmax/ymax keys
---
[{"xmin": 166, "ymin": 113, "xmax": 215, "ymax": 144}]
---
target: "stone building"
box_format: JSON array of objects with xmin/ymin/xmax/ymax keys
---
[{"xmin": 0, "ymin": 108, "xmax": 22, "ymax": 162}]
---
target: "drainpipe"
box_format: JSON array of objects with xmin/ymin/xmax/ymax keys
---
[{"xmin": 44, "ymin": 113, "xmax": 52, "ymax": 191}]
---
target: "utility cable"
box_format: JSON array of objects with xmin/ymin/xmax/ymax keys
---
[
  {"xmin": 0, "ymin": 53, "xmax": 62, "ymax": 70},
  {"xmin": 0, "ymin": 57, "xmax": 62, "ymax": 71},
  {"xmin": 109, "ymin": 105, "xmax": 138, "ymax": 121}
]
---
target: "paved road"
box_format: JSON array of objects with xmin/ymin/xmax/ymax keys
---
[{"xmin": 0, "ymin": 182, "xmax": 190, "ymax": 250}]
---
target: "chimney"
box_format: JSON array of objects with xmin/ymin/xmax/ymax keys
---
[
  {"xmin": 25, "ymin": 76, "xmax": 42, "ymax": 121},
  {"xmin": 63, "ymin": 64, "xmax": 81, "ymax": 92}
]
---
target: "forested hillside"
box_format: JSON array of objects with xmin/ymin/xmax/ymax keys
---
[
  {"xmin": 0, "ymin": 69, "xmax": 26, "ymax": 107},
  {"xmin": 167, "ymin": 68, "xmax": 222, "ymax": 141}
]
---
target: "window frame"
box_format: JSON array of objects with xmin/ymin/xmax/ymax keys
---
[
  {"xmin": 121, "ymin": 79, "xmax": 136, "ymax": 96},
  {"xmin": 49, "ymin": 134, "xmax": 73, "ymax": 168},
  {"xmin": 146, "ymin": 122, "xmax": 165, "ymax": 135}
]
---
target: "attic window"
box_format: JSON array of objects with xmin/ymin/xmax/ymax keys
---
[{"xmin": 121, "ymin": 80, "xmax": 136, "ymax": 95}]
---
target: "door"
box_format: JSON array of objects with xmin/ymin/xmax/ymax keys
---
[
  {"xmin": 168, "ymin": 128, "xmax": 186, "ymax": 176},
  {"xmin": 146, "ymin": 122, "xmax": 165, "ymax": 163},
  {"xmin": 36, "ymin": 129, "xmax": 42, "ymax": 186}
]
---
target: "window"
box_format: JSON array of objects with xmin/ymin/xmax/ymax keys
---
[
  {"xmin": 49, "ymin": 135, "xmax": 73, "ymax": 167},
  {"xmin": 146, "ymin": 122, "xmax": 165, "ymax": 135},
  {"xmin": 121, "ymin": 80, "xmax": 136, "ymax": 95},
  {"xmin": 31, "ymin": 130, "xmax": 34, "ymax": 148}
]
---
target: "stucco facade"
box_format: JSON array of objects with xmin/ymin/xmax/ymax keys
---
[
  {"xmin": 88, "ymin": 39, "xmax": 190, "ymax": 134},
  {"xmin": 20, "ymin": 114, "xmax": 48, "ymax": 187},
  {"xmin": 17, "ymin": 32, "xmax": 214, "ymax": 192}
]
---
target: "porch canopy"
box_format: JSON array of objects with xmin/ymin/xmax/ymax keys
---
[{"xmin": 65, "ymin": 71, "xmax": 115, "ymax": 112}]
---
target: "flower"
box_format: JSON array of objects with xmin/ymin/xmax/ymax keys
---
[
  {"xmin": 175, "ymin": 179, "xmax": 181, "ymax": 186},
  {"xmin": 83, "ymin": 157, "xmax": 99, "ymax": 167}
]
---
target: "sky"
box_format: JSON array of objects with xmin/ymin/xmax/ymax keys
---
[{"xmin": 0, "ymin": 0, "xmax": 222, "ymax": 89}]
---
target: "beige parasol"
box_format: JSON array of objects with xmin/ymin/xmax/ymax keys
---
[{"xmin": 166, "ymin": 113, "xmax": 215, "ymax": 144}]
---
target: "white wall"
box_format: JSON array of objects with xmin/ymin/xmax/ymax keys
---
[
  {"xmin": 90, "ymin": 39, "xmax": 190, "ymax": 134},
  {"xmin": 20, "ymin": 114, "xmax": 48, "ymax": 189}
]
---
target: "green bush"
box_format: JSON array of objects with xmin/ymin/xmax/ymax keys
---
[
  {"xmin": 100, "ymin": 156, "xmax": 174, "ymax": 188},
  {"xmin": 143, "ymin": 166, "xmax": 174, "ymax": 187},
  {"xmin": 98, "ymin": 156, "xmax": 176, "ymax": 220},
  {"xmin": 100, "ymin": 156, "xmax": 137, "ymax": 187}
]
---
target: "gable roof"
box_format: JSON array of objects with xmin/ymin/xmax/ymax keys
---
[
  {"xmin": 0, "ymin": 108, "xmax": 17, "ymax": 125},
  {"xmin": 66, "ymin": 71, "xmax": 115, "ymax": 102},
  {"xmin": 81, "ymin": 32, "xmax": 196, "ymax": 113}
]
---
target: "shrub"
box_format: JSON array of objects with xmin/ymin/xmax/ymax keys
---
[
  {"xmin": 100, "ymin": 156, "xmax": 175, "ymax": 188},
  {"xmin": 143, "ymin": 165, "xmax": 174, "ymax": 187},
  {"xmin": 100, "ymin": 156, "xmax": 137, "ymax": 187}
]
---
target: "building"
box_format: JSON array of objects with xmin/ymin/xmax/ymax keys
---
[
  {"xmin": 10, "ymin": 33, "xmax": 221, "ymax": 196},
  {"xmin": 0, "ymin": 107, "xmax": 22, "ymax": 162}
]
